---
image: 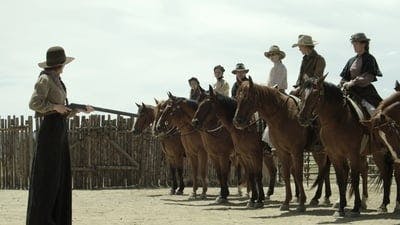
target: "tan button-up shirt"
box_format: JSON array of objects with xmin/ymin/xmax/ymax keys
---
[
  {"xmin": 213, "ymin": 78, "xmax": 230, "ymax": 96},
  {"xmin": 29, "ymin": 73, "xmax": 67, "ymax": 114}
]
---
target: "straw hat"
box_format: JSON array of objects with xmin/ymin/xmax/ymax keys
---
[
  {"xmin": 264, "ymin": 45, "xmax": 286, "ymax": 59},
  {"xmin": 231, "ymin": 63, "xmax": 249, "ymax": 74},
  {"xmin": 292, "ymin": 35, "xmax": 318, "ymax": 48},
  {"xmin": 38, "ymin": 46, "xmax": 74, "ymax": 69}
]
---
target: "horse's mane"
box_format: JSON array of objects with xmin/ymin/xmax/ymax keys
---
[
  {"xmin": 177, "ymin": 97, "xmax": 198, "ymax": 110},
  {"xmin": 376, "ymin": 92, "xmax": 400, "ymax": 112},
  {"xmin": 244, "ymin": 82, "xmax": 283, "ymax": 108},
  {"xmin": 303, "ymin": 80, "xmax": 344, "ymax": 106},
  {"xmin": 215, "ymin": 93, "xmax": 237, "ymax": 120}
]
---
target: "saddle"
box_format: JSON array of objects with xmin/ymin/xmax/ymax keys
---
[{"xmin": 345, "ymin": 96, "xmax": 380, "ymax": 155}]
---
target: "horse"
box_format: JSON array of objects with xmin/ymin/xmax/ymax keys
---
[
  {"xmin": 298, "ymin": 75, "xmax": 395, "ymax": 216},
  {"xmin": 232, "ymin": 76, "xmax": 331, "ymax": 212},
  {"xmin": 153, "ymin": 99, "xmax": 209, "ymax": 200},
  {"xmin": 156, "ymin": 93, "xmax": 235, "ymax": 204},
  {"xmin": 132, "ymin": 102, "xmax": 186, "ymax": 195},
  {"xmin": 361, "ymin": 90, "xmax": 400, "ymax": 213},
  {"xmin": 191, "ymin": 85, "xmax": 276, "ymax": 207}
]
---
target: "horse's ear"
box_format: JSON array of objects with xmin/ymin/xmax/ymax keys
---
[
  {"xmin": 135, "ymin": 103, "xmax": 140, "ymax": 108},
  {"xmin": 208, "ymin": 85, "xmax": 215, "ymax": 98},
  {"xmin": 395, "ymin": 80, "xmax": 400, "ymax": 91},
  {"xmin": 154, "ymin": 98, "xmax": 159, "ymax": 105},
  {"xmin": 248, "ymin": 76, "xmax": 254, "ymax": 88},
  {"xmin": 167, "ymin": 92, "xmax": 175, "ymax": 100},
  {"xmin": 142, "ymin": 102, "xmax": 146, "ymax": 108}
]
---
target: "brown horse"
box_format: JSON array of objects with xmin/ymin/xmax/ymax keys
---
[
  {"xmin": 191, "ymin": 85, "xmax": 276, "ymax": 207},
  {"xmin": 232, "ymin": 76, "xmax": 331, "ymax": 212},
  {"xmin": 298, "ymin": 76, "xmax": 395, "ymax": 217},
  {"xmin": 132, "ymin": 102, "xmax": 186, "ymax": 195},
  {"xmin": 361, "ymin": 91, "xmax": 400, "ymax": 213},
  {"xmin": 156, "ymin": 93, "xmax": 235, "ymax": 204},
  {"xmin": 153, "ymin": 99, "xmax": 209, "ymax": 200}
]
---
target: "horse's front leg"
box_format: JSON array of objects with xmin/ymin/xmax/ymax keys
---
[
  {"xmin": 330, "ymin": 156, "xmax": 349, "ymax": 217},
  {"xmin": 276, "ymin": 150, "xmax": 292, "ymax": 211},
  {"xmin": 291, "ymin": 152, "xmax": 307, "ymax": 212}
]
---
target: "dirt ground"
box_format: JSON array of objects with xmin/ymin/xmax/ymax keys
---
[{"xmin": 1, "ymin": 185, "xmax": 400, "ymax": 225}]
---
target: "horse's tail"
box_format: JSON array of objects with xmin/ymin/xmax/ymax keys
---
[
  {"xmin": 311, "ymin": 155, "xmax": 331, "ymax": 189},
  {"xmin": 370, "ymin": 152, "xmax": 393, "ymax": 193}
]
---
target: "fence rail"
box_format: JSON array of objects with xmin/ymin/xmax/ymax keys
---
[{"xmin": 0, "ymin": 115, "xmax": 379, "ymax": 190}]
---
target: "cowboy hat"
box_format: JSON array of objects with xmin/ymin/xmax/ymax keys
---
[
  {"xmin": 38, "ymin": 46, "xmax": 74, "ymax": 69},
  {"xmin": 264, "ymin": 45, "xmax": 286, "ymax": 59},
  {"xmin": 350, "ymin": 33, "xmax": 370, "ymax": 42},
  {"xmin": 231, "ymin": 63, "xmax": 249, "ymax": 74},
  {"xmin": 292, "ymin": 35, "xmax": 318, "ymax": 48}
]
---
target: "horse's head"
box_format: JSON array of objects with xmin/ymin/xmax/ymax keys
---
[
  {"xmin": 156, "ymin": 92, "xmax": 193, "ymax": 132},
  {"xmin": 298, "ymin": 75, "xmax": 327, "ymax": 126},
  {"xmin": 132, "ymin": 102, "xmax": 155, "ymax": 135},
  {"xmin": 192, "ymin": 85, "xmax": 217, "ymax": 129},
  {"xmin": 395, "ymin": 80, "xmax": 400, "ymax": 92},
  {"xmin": 233, "ymin": 76, "xmax": 256, "ymax": 129}
]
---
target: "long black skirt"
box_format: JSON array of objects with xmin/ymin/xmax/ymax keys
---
[{"xmin": 26, "ymin": 113, "xmax": 71, "ymax": 225}]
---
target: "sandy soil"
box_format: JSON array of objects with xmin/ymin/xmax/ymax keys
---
[{"xmin": 1, "ymin": 185, "xmax": 400, "ymax": 225}]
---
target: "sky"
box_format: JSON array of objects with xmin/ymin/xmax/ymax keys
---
[{"xmin": 1, "ymin": 0, "xmax": 399, "ymax": 117}]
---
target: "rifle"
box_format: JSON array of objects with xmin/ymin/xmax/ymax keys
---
[{"xmin": 68, "ymin": 103, "xmax": 137, "ymax": 117}]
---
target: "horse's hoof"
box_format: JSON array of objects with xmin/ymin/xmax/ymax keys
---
[
  {"xmin": 254, "ymin": 201, "xmax": 264, "ymax": 209},
  {"xmin": 361, "ymin": 201, "xmax": 368, "ymax": 211},
  {"xmin": 175, "ymin": 190, "xmax": 184, "ymax": 195},
  {"xmin": 309, "ymin": 199, "xmax": 319, "ymax": 206},
  {"xmin": 377, "ymin": 205, "xmax": 388, "ymax": 213},
  {"xmin": 333, "ymin": 211, "xmax": 345, "ymax": 218},
  {"xmin": 199, "ymin": 193, "xmax": 207, "ymax": 200},
  {"xmin": 215, "ymin": 196, "xmax": 228, "ymax": 204},
  {"xmin": 188, "ymin": 193, "xmax": 197, "ymax": 200},
  {"xmin": 349, "ymin": 210, "xmax": 360, "ymax": 217},
  {"xmin": 246, "ymin": 201, "xmax": 255, "ymax": 208},
  {"xmin": 322, "ymin": 198, "xmax": 331, "ymax": 205},
  {"xmin": 265, "ymin": 194, "xmax": 270, "ymax": 201},
  {"xmin": 296, "ymin": 205, "xmax": 306, "ymax": 212},
  {"xmin": 393, "ymin": 202, "xmax": 400, "ymax": 214},
  {"xmin": 169, "ymin": 189, "xmax": 176, "ymax": 195},
  {"xmin": 332, "ymin": 202, "xmax": 340, "ymax": 209},
  {"xmin": 280, "ymin": 203, "xmax": 290, "ymax": 211}
]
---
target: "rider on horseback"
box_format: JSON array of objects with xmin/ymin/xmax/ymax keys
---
[{"xmin": 339, "ymin": 33, "xmax": 383, "ymax": 115}]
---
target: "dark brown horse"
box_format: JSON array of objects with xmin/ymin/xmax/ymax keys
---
[
  {"xmin": 361, "ymin": 91, "xmax": 400, "ymax": 213},
  {"xmin": 156, "ymin": 93, "xmax": 235, "ymax": 204},
  {"xmin": 232, "ymin": 77, "xmax": 331, "ymax": 212},
  {"xmin": 192, "ymin": 85, "xmax": 276, "ymax": 207},
  {"xmin": 153, "ymin": 99, "xmax": 209, "ymax": 200},
  {"xmin": 298, "ymin": 76, "xmax": 395, "ymax": 216},
  {"xmin": 132, "ymin": 102, "xmax": 186, "ymax": 195}
]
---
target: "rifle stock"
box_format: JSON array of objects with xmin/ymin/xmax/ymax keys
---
[{"xmin": 68, "ymin": 103, "xmax": 137, "ymax": 117}]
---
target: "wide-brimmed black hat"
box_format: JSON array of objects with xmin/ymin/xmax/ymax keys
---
[
  {"xmin": 231, "ymin": 63, "xmax": 249, "ymax": 74},
  {"xmin": 38, "ymin": 46, "xmax": 75, "ymax": 68},
  {"xmin": 350, "ymin": 33, "xmax": 370, "ymax": 42}
]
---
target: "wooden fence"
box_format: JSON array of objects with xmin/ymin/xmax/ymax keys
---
[{"xmin": 0, "ymin": 115, "xmax": 379, "ymax": 190}]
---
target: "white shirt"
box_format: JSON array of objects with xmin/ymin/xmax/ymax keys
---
[{"xmin": 267, "ymin": 62, "xmax": 287, "ymax": 90}]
